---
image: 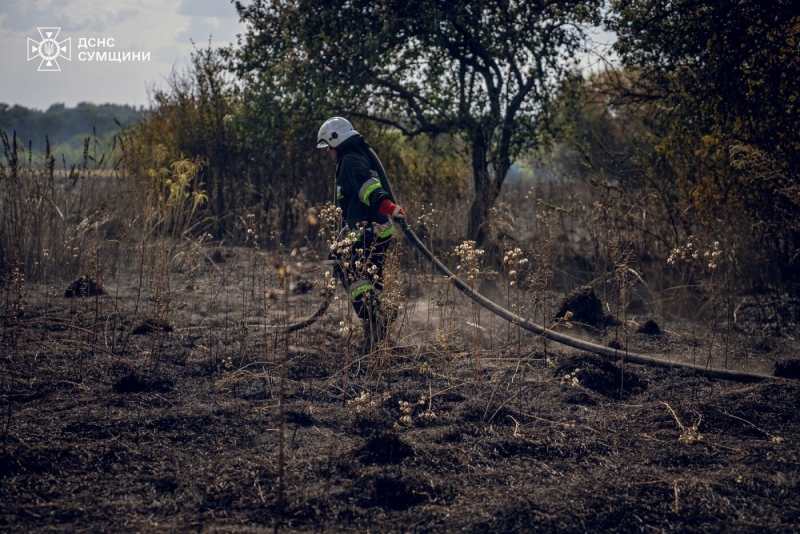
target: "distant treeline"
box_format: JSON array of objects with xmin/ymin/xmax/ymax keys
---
[{"xmin": 0, "ymin": 102, "xmax": 146, "ymax": 163}]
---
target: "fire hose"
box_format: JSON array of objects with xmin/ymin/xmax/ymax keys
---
[
  {"xmin": 265, "ymin": 285, "xmax": 336, "ymax": 334},
  {"xmin": 395, "ymin": 219, "xmax": 779, "ymax": 382},
  {"xmin": 271, "ymin": 219, "xmax": 777, "ymax": 382}
]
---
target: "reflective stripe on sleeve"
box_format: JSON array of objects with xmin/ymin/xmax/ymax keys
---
[
  {"xmin": 348, "ymin": 280, "xmax": 373, "ymax": 301},
  {"xmin": 359, "ymin": 178, "xmax": 382, "ymax": 206},
  {"xmin": 377, "ymin": 224, "xmax": 395, "ymax": 239}
]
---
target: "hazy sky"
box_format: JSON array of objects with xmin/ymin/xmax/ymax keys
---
[
  {"xmin": 1, "ymin": 1, "xmax": 615, "ymax": 112},
  {"xmin": 0, "ymin": 0, "xmax": 245, "ymax": 110}
]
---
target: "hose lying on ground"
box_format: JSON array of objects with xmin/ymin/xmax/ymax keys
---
[
  {"xmin": 396, "ymin": 219, "xmax": 776, "ymax": 382},
  {"xmin": 265, "ymin": 285, "xmax": 336, "ymax": 333}
]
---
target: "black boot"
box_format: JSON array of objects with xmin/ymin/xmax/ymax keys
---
[{"xmin": 361, "ymin": 293, "xmax": 389, "ymax": 354}]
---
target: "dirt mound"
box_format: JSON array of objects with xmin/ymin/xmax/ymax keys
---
[
  {"xmin": 63, "ymin": 275, "xmax": 105, "ymax": 298},
  {"xmin": 0, "ymin": 452, "xmax": 17, "ymax": 478},
  {"xmin": 362, "ymin": 474, "xmax": 428, "ymax": 510},
  {"xmin": 355, "ymin": 432, "xmax": 414, "ymax": 465},
  {"xmin": 290, "ymin": 279, "xmax": 314, "ymax": 294},
  {"xmin": 131, "ymin": 317, "xmax": 173, "ymax": 335},
  {"xmin": 636, "ymin": 319, "xmax": 662, "ymax": 336},
  {"xmin": 113, "ymin": 373, "xmax": 174, "ymax": 394},
  {"xmin": 284, "ymin": 409, "xmax": 315, "ymax": 426},
  {"xmin": 208, "ymin": 249, "xmax": 227, "ymax": 264},
  {"xmin": 555, "ymin": 286, "xmax": 616, "ymax": 328},
  {"xmin": 555, "ymin": 353, "xmax": 646, "ymax": 399},
  {"xmin": 774, "ymin": 359, "xmax": 800, "ymax": 379}
]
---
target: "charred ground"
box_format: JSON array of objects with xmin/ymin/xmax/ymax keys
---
[{"xmin": 1, "ymin": 250, "xmax": 799, "ymax": 533}]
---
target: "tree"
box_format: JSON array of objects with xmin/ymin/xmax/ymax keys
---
[
  {"xmin": 233, "ymin": 0, "xmax": 601, "ymax": 243},
  {"xmin": 607, "ymin": 0, "xmax": 800, "ymax": 233}
]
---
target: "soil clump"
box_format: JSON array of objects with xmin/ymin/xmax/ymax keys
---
[
  {"xmin": 555, "ymin": 285, "xmax": 617, "ymax": 328},
  {"xmin": 63, "ymin": 275, "xmax": 105, "ymax": 298}
]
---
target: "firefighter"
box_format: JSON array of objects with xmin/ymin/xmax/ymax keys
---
[{"xmin": 317, "ymin": 117, "xmax": 406, "ymax": 351}]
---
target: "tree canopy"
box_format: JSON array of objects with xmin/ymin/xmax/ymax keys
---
[
  {"xmin": 607, "ymin": 0, "xmax": 800, "ymax": 228},
  {"xmin": 0, "ymin": 102, "xmax": 144, "ymax": 149}
]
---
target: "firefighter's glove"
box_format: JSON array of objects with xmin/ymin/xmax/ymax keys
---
[{"xmin": 378, "ymin": 199, "xmax": 406, "ymax": 219}]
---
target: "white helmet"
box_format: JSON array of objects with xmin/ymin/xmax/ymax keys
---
[{"xmin": 317, "ymin": 116, "xmax": 359, "ymax": 149}]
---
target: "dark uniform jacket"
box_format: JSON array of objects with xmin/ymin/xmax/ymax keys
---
[{"xmin": 335, "ymin": 135, "xmax": 397, "ymax": 237}]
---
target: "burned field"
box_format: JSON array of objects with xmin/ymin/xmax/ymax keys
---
[
  {"xmin": 2, "ymin": 249, "xmax": 800, "ymax": 533},
  {"xmin": 4, "ymin": 0, "xmax": 800, "ymax": 529}
]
